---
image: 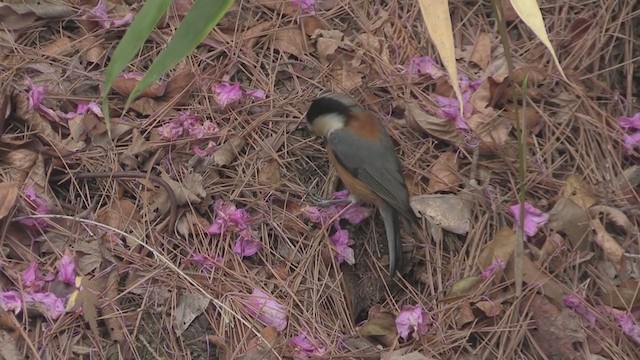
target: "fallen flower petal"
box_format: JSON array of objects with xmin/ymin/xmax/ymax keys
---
[
  {"xmin": 213, "ymin": 81, "xmax": 243, "ymax": 107},
  {"xmin": 509, "ymin": 202, "xmax": 549, "ymax": 237},
  {"xmin": 24, "ymin": 292, "xmax": 66, "ymax": 320},
  {"xmin": 233, "ymin": 231, "xmax": 262, "ymax": 257},
  {"xmin": 0, "ymin": 291, "xmax": 22, "ymax": 314},
  {"xmin": 619, "ymin": 112, "xmax": 640, "ymax": 130},
  {"xmin": 291, "ymin": 331, "xmax": 327, "ymax": 359},
  {"xmin": 21, "ymin": 262, "xmax": 51, "ymax": 291},
  {"xmin": 563, "ymin": 294, "xmax": 598, "ymax": 327},
  {"xmin": 87, "ymin": 0, "xmax": 133, "ymax": 29},
  {"xmin": 244, "ymin": 288, "xmax": 287, "ymax": 331},
  {"xmin": 395, "ymin": 304, "xmax": 430, "ymax": 340},
  {"xmin": 330, "ymin": 229, "xmax": 355, "ymax": 265},
  {"xmin": 623, "ymin": 132, "xmax": 640, "ymax": 152},
  {"xmin": 403, "ymin": 56, "xmax": 445, "ymax": 79},
  {"xmin": 57, "ymin": 250, "xmax": 77, "ymax": 286},
  {"xmin": 291, "ymin": 0, "xmax": 316, "ymax": 14},
  {"xmin": 245, "ymin": 88, "xmax": 267, "ymax": 100},
  {"xmin": 192, "ymin": 141, "xmax": 218, "ymax": 157},
  {"xmin": 186, "ymin": 253, "xmax": 222, "ymax": 270},
  {"xmin": 481, "ymin": 259, "xmax": 506, "ymax": 279}
]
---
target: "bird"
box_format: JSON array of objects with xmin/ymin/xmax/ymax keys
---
[{"xmin": 305, "ymin": 92, "xmax": 419, "ymax": 277}]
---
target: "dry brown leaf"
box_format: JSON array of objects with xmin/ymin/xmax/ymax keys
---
[
  {"xmin": 301, "ymin": 16, "xmax": 327, "ymax": 35},
  {"xmin": 358, "ymin": 306, "xmax": 397, "ymax": 347},
  {"xmin": 563, "ymin": 175, "xmax": 596, "ymax": 209},
  {"xmin": 600, "ymin": 280, "xmax": 640, "ymax": 309},
  {"xmin": 548, "ymin": 197, "xmax": 591, "ymax": 251},
  {"xmin": 96, "ymin": 199, "xmax": 140, "ymax": 231},
  {"xmin": 74, "ymin": 240, "xmax": 103, "ymax": 275},
  {"xmin": 160, "ymin": 172, "xmax": 206, "ymax": 205},
  {"xmin": 0, "ymin": 1, "xmax": 74, "ymax": 30},
  {"xmin": 176, "ymin": 212, "xmax": 209, "ymax": 238},
  {"xmin": 129, "ymin": 97, "xmax": 168, "ymax": 115},
  {"xmin": 426, "ymin": 152, "xmax": 461, "ymax": 193},
  {"xmin": 478, "ymin": 226, "xmax": 515, "ymax": 270},
  {"xmin": 255, "ymin": 0, "xmax": 297, "ymax": 16},
  {"xmin": 43, "ymin": 37, "xmax": 72, "ymax": 56},
  {"xmin": 357, "ymin": 34, "xmax": 390, "ymax": 63},
  {"xmin": 313, "ymin": 29, "xmax": 344, "ymax": 61},
  {"xmin": 211, "ymin": 136, "xmax": 247, "ymax": 167},
  {"xmin": 239, "ymin": 326, "xmax": 279, "ymax": 360},
  {"xmin": 469, "ymin": 32, "xmax": 492, "ymax": 70},
  {"xmin": 589, "ymin": 205, "xmax": 634, "ymax": 234},
  {"xmin": 2, "ymin": 149, "xmax": 38, "ymax": 184},
  {"xmin": 404, "ymin": 102, "xmax": 464, "ymax": 145},
  {"xmin": 445, "ymin": 276, "xmax": 483, "ymax": 299},
  {"xmin": 112, "ymin": 76, "xmax": 167, "ymax": 98},
  {"xmin": 330, "ymin": 61, "xmax": 364, "ymax": 92},
  {"xmin": 454, "ymin": 300, "xmax": 476, "ymax": 327},
  {"xmin": 163, "ymin": 68, "xmax": 196, "ymax": 105},
  {"xmin": 0, "ymin": 328, "xmax": 22, "ymax": 360},
  {"xmin": 466, "ymin": 113, "xmax": 511, "ymax": 155},
  {"xmin": 258, "ymin": 159, "xmax": 282, "ymax": 185},
  {"xmin": 475, "ymin": 300, "xmax": 503, "ymax": 317},
  {"xmin": 527, "ymin": 294, "xmax": 585, "ymax": 359},
  {"xmin": 591, "ymin": 219, "xmax": 625, "ymax": 274},
  {"xmin": 410, "ymin": 194, "xmax": 472, "ymax": 235},
  {"xmin": 515, "ymin": 257, "xmax": 566, "ymax": 306},
  {"xmin": 0, "ymin": 182, "xmax": 18, "ymax": 219},
  {"xmin": 78, "ymin": 36, "xmax": 105, "ymax": 63},
  {"xmin": 173, "ymin": 292, "xmax": 210, "ymax": 336},
  {"xmin": 389, "ymin": 350, "xmax": 437, "ymax": 360},
  {"xmin": 272, "ymin": 28, "xmax": 307, "ymax": 58}
]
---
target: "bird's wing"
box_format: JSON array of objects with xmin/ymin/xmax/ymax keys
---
[{"xmin": 327, "ymin": 126, "xmax": 414, "ymax": 220}]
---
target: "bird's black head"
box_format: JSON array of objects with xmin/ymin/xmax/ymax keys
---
[{"xmin": 305, "ymin": 95, "xmax": 353, "ymax": 125}]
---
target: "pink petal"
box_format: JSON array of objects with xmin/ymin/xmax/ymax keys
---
[
  {"xmin": 395, "ymin": 304, "xmax": 430, "ymax": 340},
  {"xmin": 563, "ymin": 294, "xmax": 598, "ymax": 327},
  {"xmin": 186, "ymin": 253, "xmax": 222, "ymax": 269},
  {"xmin": 330, "ymin": 229, "xmax": 355, "ymax": 265},
  {"xmin": 245, "ymin": 88, "xmax": 266, "ymax": 100},
  {"xmin": 291, "ymin": 0, "xmax": 316, "ymax": 14},
  {"xmin": 233, "ymin": 231, "xmax": 262, "ymax": 257},
  {"xmin": 481, "ymin": 259, "xmax": 506, "ymax": 279},
  {"xmin": 623, "ymin": 132, "xmax": 640, "ymax": 152},
  {"xmin": 57, "ymin": 250, "xmax": 76, "ymax": 286},
  {"xmin": 213, "ymin": 82, "xmax": 243, "ymax": 107},
  {"xmin": 509, "ymin": 202, "xmax": 549, "ymax": 237},
  {"xmin": 158, "ymin": 122, "xmax": 184, "ymax": 140},
  {"xmin": 244, "ymin": 289, "xmax": 287, "ymax": 331},
  {"xmin": 404, "ymin": 56, "xmax": 445, "ymax": 79},
  {"xmin": 24, "ymin": 292, "xmax": 65, "ymax": 320},
  {"xmin": 0, "ymin": 291, "xmax": 23, "ymax": 314},
  {"xmin": 619, "ymin": 112, "xmax": 640, "ymax": 130},
  {"xmin": 21, "ymin": 262, "xmax": 49, "ymax": 291},
  {"xmin": 290, "ymin": 331, "xmax": 326, "ymax": 359},
  {"xmin": 192, "ymin": 141, "xmax": 217, "ymax": 156}
]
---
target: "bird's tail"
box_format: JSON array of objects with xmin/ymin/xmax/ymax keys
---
[{"xmin": 379, "ymin": 203, "xmax": 403, "ymax": 277}]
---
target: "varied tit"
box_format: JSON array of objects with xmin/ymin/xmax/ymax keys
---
[{"xmin": 305, "ymin": 92, "xmax": 419, "ymax": 277}]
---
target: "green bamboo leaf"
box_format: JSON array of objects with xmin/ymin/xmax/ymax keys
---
[
  {"xmin": 125, "ymin": 0, "xmax": 235, "ymax": 109},
  {"xmin": 101, "ymin": 0, "xmax": 173, "ymax": 129}
]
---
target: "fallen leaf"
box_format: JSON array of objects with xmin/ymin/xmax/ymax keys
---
[
  {"xmin": 159, "ymin": 172, "xmax": 206, "ymax": 205},
  {"xmin": 330, "ymin": 61, "xmax": 364, "ymax": 92},
  {"xmin": 527, "ymin": 294, "xmax": 585, "ymax": 359},
  {"xmin": 590, "ymin": 219, "xmax": 626, "ymax": 274},
  {"xmin": 66, "ymin": 277, "xmax": 101, "ymax": 339},
  {"xmin": 163, "ymin": 68, "xmax": 196, "ymax": 105},
  {"xmin": 314, "ymin": 30, "xmax": 343, "ymax": 61},
  {"xmin": 475, "ymin": 300, "xmax": 503, "ymax": 317},
  {"xmin": 426, "ymin": 152, "xmax": 461, "ymax": 193},
  {"xmin": 96, "ymin": 199, "xmax": 140, "ymax": 232},
  {"xmin": 515, "ymin": 257, "xmax": 566, "ymax": 306},
  {"xmin": 1, "ymin": 149, "xmax": 38, "ymax": 184},
  {"xmin": 466, "ymin": 113, "xmax": 512, "ymax": 155},
  {"xmin": 211, "ymin": 136, "xmax": 247, "ymax": 166},
  {"xmin": 404, "ymin": 102, "xmax": 464, "ymax": 146},
  {"xmin": 445, "ymin": 276, "xmax": 483, "ymax": 299},
  {"xmin": 548, "ymin": 197, "xmax": 591, "ymax": 251},
  {"xmin": 173, "ymin": 292, "xmax": 210, "ymax": 336},
  {"xmin": 410, "ymin": 194, "xmax": 472, "ymax": 235},
  {"xmin": 454, "ymin": 300, "xmax": 476, "ymax": 327},
  {"xmin": 0, "ymin": 1, "xmax": 74, "ymax": 30},
  {"xmin": 301, "ymin": 16, "xmax": 327, "ymax": 35},
  {"xmin": 112, "ymin": 76, "xmax": 166, "ymax": 98},
  {"xmin": 477, "ymin": 226, "xmax": 515, "ymax": 270},
  {"xmin": 78, "ymin": 36, "xmax": 105, "ymax": 63},
  {"xmin": 357, "ymin": 34, "xmax": 390, "ymax": 63},
  {"xmin": 273, "ymin": 28, "xmax": 307, "ymax": 58},
  {"xmin": 43, "ymin": 37, "xmax": 72, "ymax": 56},
  {"xmin": 0, "ymin": 182, "xmax": 18, "ymax": 219},
  {"xmin": 589, "ymin": 205, "xmax": 634, "ymax": 234},
  {"xmin": 469, "ymin": 32, "xmax": 492, "ymax": 69},
  {"xmin": 258, "ymin": 159, "xmax": 281, "ymax": 185},
  {"xmin": 358, "ymin": 306, "xmax": 397, "ymax": 347},
  {"xmin": 239, "ymin": 325, "xmax": 279, "ymax": 360},
  {"xmin": 601, "ymin": 280, "xmax": 640, "ymax": 309},
  {"xmin": 563, "ymin": 175, "xmax": 596, "ymax": 209}
]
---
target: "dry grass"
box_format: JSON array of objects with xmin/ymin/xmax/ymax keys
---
[{"xmin": 0, "ymin": 0, "xmax": 638, "ymax": 359}]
